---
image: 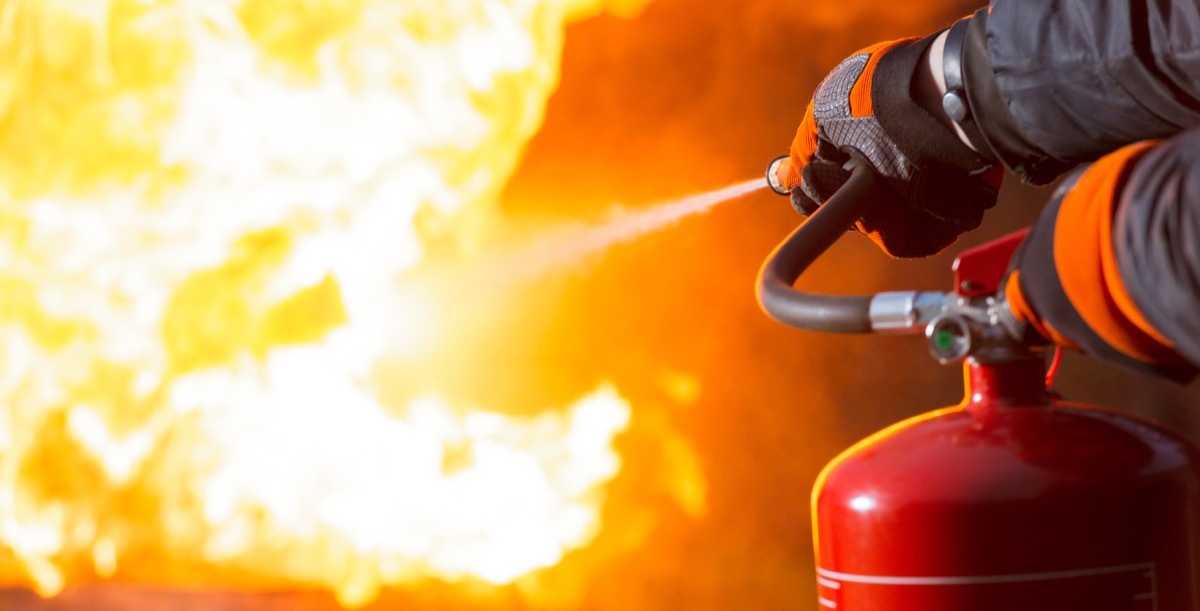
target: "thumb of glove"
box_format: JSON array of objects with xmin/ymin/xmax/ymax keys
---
[{"xmin": 792, "ymin": 141, "xmax": 851, "ymax": 217}]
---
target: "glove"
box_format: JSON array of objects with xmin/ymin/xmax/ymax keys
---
[{"xmin": 780, "ymin": 33, "xmax": 1001, "ymax": 258}]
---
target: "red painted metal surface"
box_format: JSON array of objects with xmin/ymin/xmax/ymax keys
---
[
  {"xmin": 812, "ymin": 357, "xmax": 1200, "ymax": 610},
  {"xmin": 952, "ymin": 228, "xmax": 1029, "ymax": 297}
]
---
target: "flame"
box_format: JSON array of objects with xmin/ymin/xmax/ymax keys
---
[{"xmin": 0, "ymin": 0, "xmax": 662, "ymax": 607}]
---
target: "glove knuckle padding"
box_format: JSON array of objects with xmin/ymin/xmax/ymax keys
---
[{"xmin": 812, "ymin": 53, "xmax": 917, "ymax": 199}]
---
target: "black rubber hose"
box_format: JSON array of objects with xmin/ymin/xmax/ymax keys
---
[{"xmin": 756, "ymin": 160, "xmax": 882, "ymax": 333}]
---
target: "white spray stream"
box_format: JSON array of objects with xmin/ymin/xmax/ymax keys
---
[{"xmin": 415, "ymin": 178, "xmax": 766, "ymax": 291}]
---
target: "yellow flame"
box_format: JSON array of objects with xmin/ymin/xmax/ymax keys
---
[{"xmin": 0, "ymin": 0, "xmax": 659, "ymax": 607}]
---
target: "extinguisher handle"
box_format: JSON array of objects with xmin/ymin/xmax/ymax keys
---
[
  {"xmin": 757, "ymin": 154, "xmax": 882, "ymax": 333},
  {"xmin": 758, "ymin": 153, "xmax": 953, "ymax": 335}
]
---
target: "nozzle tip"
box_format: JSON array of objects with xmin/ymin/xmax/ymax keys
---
[{"xmin": 766, "ymin": 155, "xmax": 791, "ymax": 196}]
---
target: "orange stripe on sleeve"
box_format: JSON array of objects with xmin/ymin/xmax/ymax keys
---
[
  {"xmin": 1052, "ymin": 140, "xmax": 1182, "ymax": 364},
  {"xmin": 1005, "ymin": 271, "xmax": 1078, "ymax": 350}
]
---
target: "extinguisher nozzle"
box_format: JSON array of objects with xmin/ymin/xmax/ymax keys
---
[{"xmin": 766, "ymin": 155, "xmax": 791, "ymax": 196}]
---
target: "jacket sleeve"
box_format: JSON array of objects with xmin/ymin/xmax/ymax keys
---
[
  {"xmin": 1005, "ymin": 128, "xmax": 1200, "ymax": 383},
  {"xmin": 962, "ymin": 0, "xmax": 1200, "ymax": 184}
]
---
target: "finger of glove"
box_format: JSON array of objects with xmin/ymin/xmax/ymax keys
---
[
  {"xmin": 793, "ymin": 155, "xmax": 851, "ymax": 215},
  {"xmin": 790, "ymin": 186, "xmax": 821, "ymax": 217},
  {"xmin": 784, "ymin": 99, "xmax": 819, "ymax": 191}
]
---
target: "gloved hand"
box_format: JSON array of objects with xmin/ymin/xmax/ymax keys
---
[{"xmin": 776, "ymin": 34, "xmax": 1001, "ymax": 258}]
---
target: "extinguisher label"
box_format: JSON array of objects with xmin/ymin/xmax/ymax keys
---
[{"xmin": 816, "ymin": 562, "xmax": 1157, "ymax": 610}]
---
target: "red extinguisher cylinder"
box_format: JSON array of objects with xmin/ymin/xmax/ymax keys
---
[{"xmin": 813, "ymin": 357, "xmax": 1200, "ymax": 610}]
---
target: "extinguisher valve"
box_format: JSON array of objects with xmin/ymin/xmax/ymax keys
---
[{"xmin": 926, "ymin": 313, "xmax": 973, "ymax": 364}]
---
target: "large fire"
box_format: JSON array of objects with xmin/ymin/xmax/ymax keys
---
[{"xmin": 0, "ymin": 0, "xmax": 662, "ymax": 607}]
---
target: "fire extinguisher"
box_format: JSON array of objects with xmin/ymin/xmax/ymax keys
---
[{"xmin": 758, "ymin": 157, "xmax": 1200, "ymax": 611}]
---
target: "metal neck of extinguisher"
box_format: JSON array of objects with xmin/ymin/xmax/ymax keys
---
[
  {"xmin": 963, "ymin": 356, "xmax": 1051, "ymax": 411},
  {"xmin": 757, "ymin": 154, "xmax": 1031, "ymax": 368}
]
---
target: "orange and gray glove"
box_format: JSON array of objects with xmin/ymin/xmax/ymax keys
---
[{"xmin": 772, "ymin": 34, "xmax": 1001, "ymax": 258}]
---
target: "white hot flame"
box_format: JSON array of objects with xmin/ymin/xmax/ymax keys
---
[{"xmin": 0, "ymin": 0, "xmax": 656, "ymax": 607}]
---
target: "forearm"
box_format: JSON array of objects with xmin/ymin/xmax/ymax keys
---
[
  {"xmin": 1006, "ymin": 129, "xmax": 1200, "ymax": 382},
  {"xmin": 1110, "ymin": 130, "xmax": 1200, "ymax": 369},
  {"xmin": 965, "ymin": 0, "xmax": 1200, "ymax": 183}
]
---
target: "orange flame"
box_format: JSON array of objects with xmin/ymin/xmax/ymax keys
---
[{"xmin": 0, "ymin": 0, "xmax": 682, "ymax": 607}]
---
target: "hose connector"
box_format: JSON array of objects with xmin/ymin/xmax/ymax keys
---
[{"xmin": 869, "ymin": 291, "xmax": 948, "ymax": 333}]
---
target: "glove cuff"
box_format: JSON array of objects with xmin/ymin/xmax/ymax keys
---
[{"xmin": 872, "ymin": 31, "xmax": 994, "ymax": 177}]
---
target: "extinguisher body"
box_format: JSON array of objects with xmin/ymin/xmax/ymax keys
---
[{"xmin": 813, "ymin": 357, "xmax": 1200, "ymax": 611}]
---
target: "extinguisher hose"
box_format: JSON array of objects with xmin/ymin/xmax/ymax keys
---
[{"xmin": 756, "ymin": 157, "xmax": 882, "ymax": 333}]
